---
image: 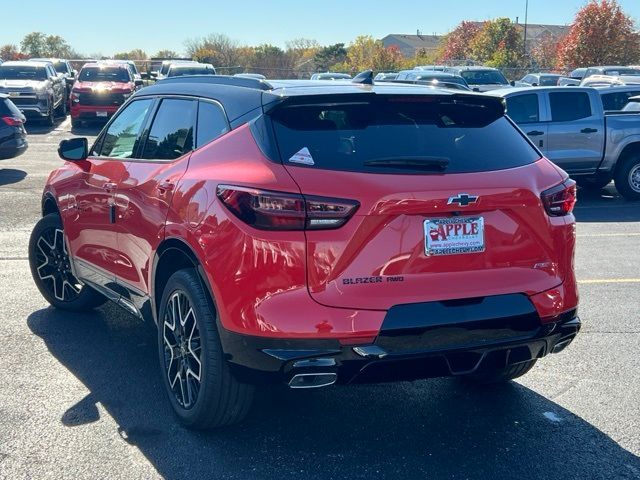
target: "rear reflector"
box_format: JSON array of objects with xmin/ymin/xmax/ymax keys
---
[
  {"xmin": 541, "ymin": 179, "xmax": 577, "ymax": 216},
  {"xmin": 2, "ymin": 116, "xmax": 24, "ymax": 126},
  {"xmin": 216, "ymin": 185, "xmax": 359, "ymax": 231}
]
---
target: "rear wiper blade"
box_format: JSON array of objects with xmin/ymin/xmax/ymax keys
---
[{"xmin": 364, "ymin": 156, "xmax": 450, "ymax": 170}]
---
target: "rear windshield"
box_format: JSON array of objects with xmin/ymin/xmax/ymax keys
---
[
  {"xmin": 0, "ymin": 65, "xmax": 47, "ymax": 81},
  {"xmin": 168, "ymin": 66, "xmax": 214, "ymax": 77},
  {"xmin": 52, "ymin": 61, "xmax": 70, "ymax": 74},
  {"xmin": 604, "ymin": 68, "xmax": 640, "ymax": 76},
  {"xmin": 270, "ymin": 96, "xmax": 541, "ymax": 174},
  {"xmin": 79, "ymin": 67, "xmax": 130, "ymax": 83},
  {"xmin": 460, "ymin": 70, "xmax": 508, "ymax": 85},
  {"xmin": 412, "ymin": 74, "xmax": 466, "ymax": 85},
  {"xmin": 539, "ymin": 76, "xmax": 560, "ymax": 86},
  {"xmin": 0, "ymin": 98, "xmax": 23, "ymax": 116}
]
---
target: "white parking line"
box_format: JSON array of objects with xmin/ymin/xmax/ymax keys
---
[{"xmin": 577, "ymin": 233, "xmax": 640, "ymax": 237}]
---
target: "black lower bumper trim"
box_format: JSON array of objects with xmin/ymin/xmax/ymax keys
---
[{"xmin": 218, "ymin": 313, "xmax": 581, "ymax": 386}]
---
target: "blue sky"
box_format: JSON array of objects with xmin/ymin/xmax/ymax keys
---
[{"xmin": 4, "ymin": 0, "xmax": 640, "ymax": 56}]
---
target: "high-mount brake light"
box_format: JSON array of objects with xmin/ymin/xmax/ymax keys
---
[
  {"xmin": 541, "ymin": 179, "xmax": 577, "ymax": 216},
  {"xmin": 216, "ymin": 185, "xmax": 359, "ymax": 231}
]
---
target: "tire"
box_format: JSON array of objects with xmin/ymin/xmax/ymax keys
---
[
  {"xmin": 158, "ymin": 268, "xmax": 254, "ymax": 429},
  {"xmin": 614, "ymin": 156, "xmax": 640, "ymax": 201},
  {"xmin": 29, "ymin": 213, "xmax": 106, "ymax": 312},
  {"xmin": 576, "ymin": 177, "xmax": 610, "ymax": 191},
  {"xmin": 44, "ymin": 100, "xmax": 55, "ymax": 126},
  {"xmin": 55, "ymin": 95, "xmax": 67, "ymax": 117},
  {"xmin": 463, "ymin": 359, "xmax": 537, "ymax": 385}
]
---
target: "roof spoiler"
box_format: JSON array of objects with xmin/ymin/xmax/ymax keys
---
[
  {"xmin": 157, "ymin": 75, "xmax": 274, "ymax": 91},
  {"xmin": 352, "ymin": 70, "xmax": 374, "ymax": 85}
]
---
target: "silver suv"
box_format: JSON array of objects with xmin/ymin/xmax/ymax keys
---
[{"xmin": 0, "ymin": 61, "xmax": 67, "ymax": 125}]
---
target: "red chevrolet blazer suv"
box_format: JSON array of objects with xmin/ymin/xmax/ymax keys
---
[{"xmin": 29, "ymin": 74, "xmax": 580, "ymax": 429}]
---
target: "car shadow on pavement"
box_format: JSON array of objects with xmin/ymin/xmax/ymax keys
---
[
  {"xmin": 24, "ymin": 117, "xmax": 67, "ymax": 135},
  {"xmin": 70, "ymin": 122, "xmax": 104, "ymax": 136},
  {"xmin": 28, "ymin": 305, "xmax": 640, "ymax": 480},
  {"xmin": 0, "ymin": 168, "xmax": 27, "ymax": 186},
  {"xmin": 575, "ymin": 185, "xmax": 640, "ymax": 222}
]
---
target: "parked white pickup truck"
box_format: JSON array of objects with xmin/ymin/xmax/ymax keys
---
[{"xmin": 489, "ymin": 86, "xmax": 640, "ymax": 200}]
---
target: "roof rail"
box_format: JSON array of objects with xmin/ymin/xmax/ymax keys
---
[{"xmin": 157, "ymin": 75, "xmax": 273, "ymax": 91}]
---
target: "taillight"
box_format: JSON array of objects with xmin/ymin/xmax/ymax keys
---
[
  {"xmin": 2, "ymin": 116, "xmax": 23, "ymax": 127},
  {"xmin": 216, "ymin": 185, "xmax": 359, "ymax": 231},
  {"xmin": 541, "ymin": 179, "xmax": 577, "ymax": 216}
]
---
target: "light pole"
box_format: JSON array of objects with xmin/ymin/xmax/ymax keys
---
[{"xmin": 523, "ymin": 0, "xmax": 529, "ymax": 55}]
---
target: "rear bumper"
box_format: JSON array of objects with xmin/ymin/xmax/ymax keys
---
[
  {"xmin": 0, "ymin": 136, "xmax": 28, "ymax": 159},
  {"xmin": 218, "ymin": 293, "xmax": 580, "ymax": 386}
]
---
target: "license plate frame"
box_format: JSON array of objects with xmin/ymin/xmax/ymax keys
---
[
  {"xmin": 96, "ymin": 111, "xmax": 108, "ymax": 118},
  {"xmin": 424, "ymin": 216, "xmax": 485, "ymax": 256}
]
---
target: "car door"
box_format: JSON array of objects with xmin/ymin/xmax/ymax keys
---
[
  {"xmin": 504, "ymin": 92, "xmax": 548, "ymax": 151},
  {"xmin": 545, "ymin": 91, "xmax": 605, "ymax": 173},
  {"xmin": 63, "ymin": 98, "xmax": 154, "ymax": 295},
  {"xmin": 115, "ymin": 97, "xmax": 200, "ymax": 308}
]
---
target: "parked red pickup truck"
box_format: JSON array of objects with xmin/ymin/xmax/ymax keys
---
[{"xmin": 70, "ymin": 63, "xmax": 139, "ymax": 127}]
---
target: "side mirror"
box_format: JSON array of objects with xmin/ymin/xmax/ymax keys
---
[
  {"xmin": 532, "ymin": 82, "xmax": 538, "ymax": 87},
  {"xmin": 58, "ymin": 138, "xmax": 88, "ymax": 161},
  {"xmin": 472, "ymin": 87, "xmax": 480, "ymax": 92},
  {"xmin": 71, "ymin": 70, "xmax": 76, "ymax": 78},
  {"xmin": 135, "ymin": 78, "xmax": 144, "ymax": 87},
  {"xmin": 510, "ymin": 80, "xmax": 516, "ymax": 86}
]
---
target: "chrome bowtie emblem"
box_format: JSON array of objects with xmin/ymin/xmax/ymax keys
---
[{"xmin": 447, "ymin": 194, "xmax": 479, "ymax": 207}]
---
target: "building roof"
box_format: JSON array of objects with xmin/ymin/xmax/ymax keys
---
[{"xmin": 381, "ymin": 34, "xmax": 443, "ymax": 58}]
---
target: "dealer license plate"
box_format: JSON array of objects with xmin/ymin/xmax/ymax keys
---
[
  {"xmin": 424, "ymin": 217, "xmax": 485, "ymax": 256},
  {"xmin": 96, "ymin": 111, "xmax": 108, "ymax": 117}
]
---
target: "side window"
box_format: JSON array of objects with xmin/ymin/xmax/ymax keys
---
[
  {"xmin": 96, "ymin": 99, "xmax": 153, "ymax": 158},
  {"xmin": 506, "ymin": 94, "xmax": 539, "ymax": 124},
  {"xmin": 549, "ymin": 92, "xmax": 592, "ymax": 122},
  {"xmin": 196, "ymin": 101, "xmax": 229, "ymax": 147},
  {"xmin": 141, "ymin": 98, "xmax": 196, "ymax": 160},
  {"xmin": 601, "ymin": 91, "xmax": 640, "ymax": 111}
]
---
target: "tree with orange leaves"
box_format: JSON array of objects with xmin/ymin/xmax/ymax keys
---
[{"xmin": 556, "ymin": 0, "xmax": 640, "ymax": 69}]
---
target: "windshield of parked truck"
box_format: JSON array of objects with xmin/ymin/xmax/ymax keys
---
[
  {"xmin": 79, "ymin": 67, "xmax": 130, "ymax": 83},
  {"xmin": 0, "ymin": 65, "xmax": 47, "ymax": 81},
  {"xmin": 460, "ymin": 70, "xmax": 508, "ymax": 85}
]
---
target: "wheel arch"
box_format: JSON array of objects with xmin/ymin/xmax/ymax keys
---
[
  {"xmin": 151, "ymin": 237, "xmax": 216, "ymax": 325},
  {"xmin": 42, "ymin": 192, "xmax": 60, "ymax": 217},
  {"xmin": 614, "ymin": 141, "xmax": 640, "ymax": 176}
]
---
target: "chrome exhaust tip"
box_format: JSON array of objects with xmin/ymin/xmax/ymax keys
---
[{"xmin": 288, "ymin": 373, "xmax": 337, "ymax": 389}]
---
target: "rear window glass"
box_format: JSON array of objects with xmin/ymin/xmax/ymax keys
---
[
  {"xmin": 550, "ymin": 92, "xmax": 592, "ymax": 121},
  {"xmin": 601, "ymin": 91, "xmax": 640, "ymax": 111},
  {"xmin": 270, "ymin": 96, "xmax": 541, "ymax": 174},
  {"xmin": 460, "ymin": 70, "xmax": 508, "ymax": 85},
  {"xmin": 539, "ymin": 76, "xmax": 560, "ymax": 86},
  {"xmin": 168, "ymin": 66, "xmax": 214, "ymax": 77}
]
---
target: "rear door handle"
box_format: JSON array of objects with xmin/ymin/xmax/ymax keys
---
[
  {"xmin": 102, "ymin": 182, "xmax": 118, "ymax": 192},
  {"xmin": 157, "ymin": 181, "xmax": 175, "ymax": 193},
  {"xmin": 581, "ymin": 128, "xmax": 598, "ymax": 134},
  {"xmin": 527, "ymin": 130, "xmax": 544, "ymax": 137}
]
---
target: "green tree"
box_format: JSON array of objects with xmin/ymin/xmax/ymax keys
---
[
  {"xmin": 114, "ymin": 49, "xmax": 147, "ymax": 60},
  {"xmin": 154, "ymin": 49, "xmax": 179, "ymax": 59},
  {"xmin": 470, "ymin": 18, "xmax": 524, "ymax": 68},
  {"xmin": 20, "ymin": 32, "xmax": 47, "ymax": 57},
  {"xmin": 556, "ymin": 0, "xmax": 640, "ymax": 69},
  {"xmin": 313, "ymin": 43, "xmax": 347, "ymax": 72},
  {"xmin": 344, "ymin": 35, "xmax": 379, "ymax": 72},
  {"xmin": 185, "ymin": 34, "xmax": 241, "ymax": 67}
]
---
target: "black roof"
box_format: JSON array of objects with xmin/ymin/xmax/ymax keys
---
[{"xmin": 134, "ymin": 75, "xmax": 496, "ymax": 123}]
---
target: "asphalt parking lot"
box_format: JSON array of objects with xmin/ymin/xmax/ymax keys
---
[{"xmin": 0, "ymin": 118, "xmax": 639, "ymax": 480}]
